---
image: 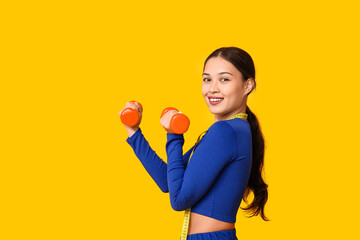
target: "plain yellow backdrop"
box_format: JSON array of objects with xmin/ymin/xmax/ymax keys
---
[{"xmin": 1, "ymin": 0, "xmax": 359, "ymax": 239}]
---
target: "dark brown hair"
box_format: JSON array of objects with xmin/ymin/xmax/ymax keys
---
[{"xmin": 204, "ymin": 47, "xmax": 270, "ymax": 221}]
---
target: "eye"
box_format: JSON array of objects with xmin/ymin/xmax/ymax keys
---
[
  {"xmin": 221, "ymin": 78, "xmax": 229, "ymax": 82},
  {"xmin": 203, "ymin": 78, "xmax": 211, "ymax": 82}
]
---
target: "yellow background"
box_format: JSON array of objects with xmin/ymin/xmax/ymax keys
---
[{"xmin": 1, "ymin": 0, "xmax": 359, "ymax": 239}]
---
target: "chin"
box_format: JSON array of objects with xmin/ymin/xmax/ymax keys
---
[
  {"xmin": 207, "ymin": 107, "xmax": 221, "ymax": 115},
  {"xmin": 206, "ymin": 102, "xmax": 222, "ymax": 114}
]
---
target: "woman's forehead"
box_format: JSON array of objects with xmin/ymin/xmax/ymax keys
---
[{"xmin": 203, "ymin": 57, "xmax": 239, "ymax": 75}]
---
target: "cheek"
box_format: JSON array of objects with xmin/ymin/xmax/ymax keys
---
[
  {"xmin": 222, "ymin": 84, "xmax": 236, "ymax": 96},
  {"xmin": 201, "ymin": 85, "xmax": 207, "ymax": 96},
  {"xmin": 223, "ymin": 84, "xmax": 241, "ymax": 101}
]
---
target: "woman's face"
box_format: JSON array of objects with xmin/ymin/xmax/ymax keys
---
[{"xmin": 202, "ymin": 56, "xmax": 251, "ymax": 122}]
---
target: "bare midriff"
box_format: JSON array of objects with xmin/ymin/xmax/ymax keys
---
[{"xmin": 187, "ymin": 212, "xmax": 235, "ymax": 235}]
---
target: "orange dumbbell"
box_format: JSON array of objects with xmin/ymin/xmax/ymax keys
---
[
  {"xmin": 120, "ymin": 101, "xmax": 142, "ymax": 127},
  {"xmin": 161, "ymin": 107, "xmax": 190, "ymax": 134}
]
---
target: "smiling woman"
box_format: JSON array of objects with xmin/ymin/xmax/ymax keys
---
[
  {"xmin": 120, "ymin": 46, "xmax": 269, "ymax": 240},
  {"xmin": 202, "ymin": 55, "xmax": 254, "ymax": 123}
]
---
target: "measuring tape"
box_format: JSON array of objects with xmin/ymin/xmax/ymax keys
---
[{"xmin": 180, "ymin": 112, "xmax": 248, "ymax": 240}]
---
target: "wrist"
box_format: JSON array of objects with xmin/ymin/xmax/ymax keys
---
[{"xmin": 126, "ymin": 126, "xmax": 140, "ymax": 138}]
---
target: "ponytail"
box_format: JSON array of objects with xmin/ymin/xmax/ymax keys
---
[{"xmin": 240, "ymin": 105, "xmax": 270, "ymax": 221}]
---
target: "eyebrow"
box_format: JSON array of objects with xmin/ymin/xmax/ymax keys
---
[{"xmin": 202, "ymin": 72, "xmax": 233, "ymax": 76}]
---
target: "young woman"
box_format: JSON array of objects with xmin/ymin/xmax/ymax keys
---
[{"xmin": 119, "ymin": 46, "xmax": 269, "ymax": 240}]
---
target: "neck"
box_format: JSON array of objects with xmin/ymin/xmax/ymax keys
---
[{"xmin": 214, "ymin": 105, "xmax": 247, "ymax": 122}]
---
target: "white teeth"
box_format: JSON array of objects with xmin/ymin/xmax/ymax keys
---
[{"xmin": 210, "ymin": 98, "xmax": 223, "ymax": 102}]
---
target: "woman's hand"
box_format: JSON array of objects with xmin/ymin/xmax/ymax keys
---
[
  {"xmin": 119, "ymin": 101, "xmax": 143, "ymax": 138},
  {"xmin": 160, "ymin": 109, "xmax": 178, "ymax": 134}
]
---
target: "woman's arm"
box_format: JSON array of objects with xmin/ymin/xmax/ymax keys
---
[
  {"xmin": 126, "ymin": 128, "xmax": 195, "ymax": 193},
  {"xmin": 166, "ymin": 121, "xmax": 237, "ymax": 211}
]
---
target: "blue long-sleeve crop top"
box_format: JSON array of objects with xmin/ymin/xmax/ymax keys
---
[{"xmin": 126, "ymin": 118, "xmax": 252, "ymax": 223}]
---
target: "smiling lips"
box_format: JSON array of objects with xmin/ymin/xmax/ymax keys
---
[{"xmin": 208, "ymin": 97, "xmax": 224, "ymax": 105}]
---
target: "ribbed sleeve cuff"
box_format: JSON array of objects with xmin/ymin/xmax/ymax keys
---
[{"xmin": 166, "ymin": 132, "xmax": 184, "ymax": 141}]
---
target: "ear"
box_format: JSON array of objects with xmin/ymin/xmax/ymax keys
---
[{"xmin": 245, "ymin": 78, "xmax": 255, "ymax": 95}]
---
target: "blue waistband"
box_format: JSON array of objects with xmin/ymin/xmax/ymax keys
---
[{"xmin": 186, "ymin": 228, "xmax": 237, "ymax": 240}]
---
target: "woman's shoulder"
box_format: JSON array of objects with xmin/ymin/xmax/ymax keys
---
[
  {"xmin": 205, "ymin": 120, "xmax": 251, "ymax": 157},
  {"xmin": 206, "ymin": 119, "xmax": 249, "ymax": 140},
  {"xmin": 201, "ymin": 121, "xmax": 234, "ymax": 143},
  {"xmin": 224, "ymin": 119, "xmax": 252, "ymax": 146},
  {"xmin": 209, "ymin": 119, "xmax": 250, "ymax": 134},
  {"xmin": 207, "ymin": 120, "xmax": 234, "ymax": 134},
  {"xmin": 207, "ymin": 119, "xmax": 252, "ymax": 146}
]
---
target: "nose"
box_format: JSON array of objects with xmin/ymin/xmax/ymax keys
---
[{"xmin": 209, "ymin": 80, "xmax": 219, "ymax": 93}]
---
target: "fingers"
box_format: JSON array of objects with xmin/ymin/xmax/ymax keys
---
[
  {"xmin": 123, "ymin": 101, "xmax": 142, "ymax": 113},
  {"xmin": 160, "ymin": 109, "xmax": 178, "ymax": 131},
  {"xmin": 131, "ymin": 101, "xmax": 143, "ymax": 113},
  {"xmin": 160, "ymin": 109, "xmax": 178, "ymax": 122}
]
